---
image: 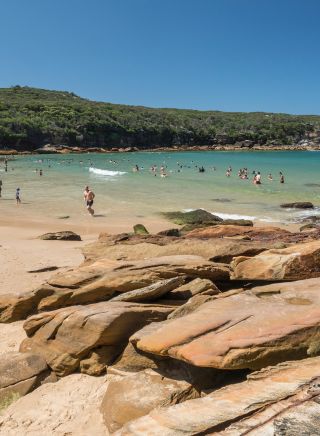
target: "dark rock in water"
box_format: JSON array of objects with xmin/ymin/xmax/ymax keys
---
[
  {"xmin": 211, "ymin": 198, "xmax": 233, "ymax": 203},
  {"xmin": 222, "ymin": 219, "xmax": 253, "ymax": 227},
  {"xmin": 157, "ymin": 229, "xmax": 181, "ymax": 237},
  {"xmin": 305, "ymin": 183, "xmax": 320, "ymax": 187},
  {"xmin": 301, "ymin": 215, "xmax": 320, "ymax": 223},
  {"xmin": 133, "ymin": 224, "xmax": 149, "ymax": 235},
  {"xmin": 38, "ymin": 231, "xmax": 81, "ymax": 241},
  {"xmin": 300, "ymin": 223, "xmax": 320, "ymax": 232},
  {"xmin": 280, "ymin": 202, "xmax": 314, "ymax": 209},
  {"xmin": 162, "ymin": 209, "xmax": 223, "ymax": 225}
]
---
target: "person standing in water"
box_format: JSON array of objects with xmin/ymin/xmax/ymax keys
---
[
  {"xmin": 16, "ymin": 187, "xmax": 21, "ymax": 204},
  {"xmin": 0, "ymin": 179, "xmax": 2, "ymax": 197},
  {"xmin": 83, "ymin": 186, "xmax": 95, "ymax": 216},
  {"xmin": 279, "ymin": 172, "xmax": 285, "ymax": 183}
]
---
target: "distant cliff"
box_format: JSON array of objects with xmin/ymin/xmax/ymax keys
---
[{"xmin": 0, "ymin": 86, "xmax": 320, "ymax": 151}]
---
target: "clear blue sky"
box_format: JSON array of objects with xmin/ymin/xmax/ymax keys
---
[{"xmin": 1, "ymin": 0, "xmax": 319, "ymax": 114}]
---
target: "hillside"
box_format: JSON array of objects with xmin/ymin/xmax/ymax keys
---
[{"xmin": 0, "ymin": 86, "xmax": 319, "ymax": 151}]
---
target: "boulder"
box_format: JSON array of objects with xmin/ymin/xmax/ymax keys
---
[
  {"xmin": 0, "ymin": 352, "xmax": 51, "ymax": 409},
  {"xmin": 281, "ymin": 202, "xmax": 314, "ymax": 209},
  {"xmin": 133, "ymin": 224, "xmax": 149, "ymax": 235},
  {"xmin": 117, "ymin": 357, "xmax": 320, "ymax": 435},
  {"xmin": 231, "ymin": 240, "xmax": 320, "ymax": 281},
  {"xmin": 20, "ymin": 301, "xmax": 173, "ymax": 376},
  {"xmin": 167, "ymin": 278, "xmax": 219, "ymax": 300},
  {"xmin": 132, "ymin": 277, "xmax": 320, "ymax": 370},
  {"xmin": 38, "ymin": 231, "xmax": 81, "ymax": 241},
  {"xmin": 100, "ymin": 369, "xmax": 200, "ymax": 433}
]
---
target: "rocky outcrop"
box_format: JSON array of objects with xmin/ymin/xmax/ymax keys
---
[
  {"xmin": 38, "ymin": 231, "xmax": 81, "ymax": 241},
  {"xmin": 0, "ymin": 352, "xmax": 52, "ymax": 409},
  {"xmin": 101, "ymin": 369, "xmax": 200, "ymax": 433},
  {"xmin": 20, "ymin": 301, "xmax": 173, "ymax": 376},
  {"xmin": 0, "ymin": 255, "xmax": 229, "ymax": 321},
  {"xmin": 117, "ymin": 357, "xmax": 320, "ymax": 435},
  {"xmin": 132, "ymin": 277, "xmax": 320, "ymax": 370},
  {"xmin": 231, "ymin": 240, "xmax": 320, "ymax": 281}
]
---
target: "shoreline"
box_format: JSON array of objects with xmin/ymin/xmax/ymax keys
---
[{"xmin": 1, "ymin": 144, "xmax": 320, "ymax": 156}]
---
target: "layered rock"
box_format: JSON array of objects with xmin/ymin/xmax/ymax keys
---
[
  {"xmin": 117, "ymin": 357, "xmax": 320, "ymax": 435},
  {"xmin": 0, "ymin": 255, "xmax": 229, "ymax": 321},
  {"xmin": 20, "ymin": 301, "xmax": 173, "ymax": 376},
  {"xmin": 167, "ymin": 278, "xmax": 219, "ymax": 300},
  {"xmin": 132, "ymin": 277, "xmax": 320, "ymax": 370},
  {"xmin": 231, "ymin": 240, "xmax": 320, "ymax": 281}
]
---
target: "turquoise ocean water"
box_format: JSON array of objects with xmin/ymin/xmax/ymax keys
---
[{"xmin": 1, "ymin": 151, "xmax": 320, "ymax": 225}]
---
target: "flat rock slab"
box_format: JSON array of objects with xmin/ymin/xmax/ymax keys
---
[
  {"xmin": 117, "ymin": 357, "xmax": 320, "ymax": 435},
  {"xmin": 20, "ymin": 301, "xmax": 173, "ymax": 376},
  {"xmin": 231, "ymin": 240, "xmax": 320, "ymax": 281},
  {"xmin": 132, "ymin": 277, "xmax": 320, "ymax": 370}
]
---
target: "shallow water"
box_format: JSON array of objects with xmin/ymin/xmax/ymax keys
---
[{"xmin": 1, "ymin": 151, "xmax": 320, "ymax": 224}]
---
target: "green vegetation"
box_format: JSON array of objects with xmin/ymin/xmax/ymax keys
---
[{"xmin": 0, "ymin": 86, "xmax": 319, "ymax": 150}]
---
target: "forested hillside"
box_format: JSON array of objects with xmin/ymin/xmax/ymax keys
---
[{"xmin": 0, "ymin": 86, "xmax": 319, "ymax": 150}]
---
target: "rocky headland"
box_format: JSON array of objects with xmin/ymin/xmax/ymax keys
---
[{"xmin": 1, "ymin": 211, "xmax": 320, "ymax": 434}]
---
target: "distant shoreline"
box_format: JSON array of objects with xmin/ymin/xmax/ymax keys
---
[{"xmin": 1, "ymin": 144, "xmax": 320, "ymax": 156}]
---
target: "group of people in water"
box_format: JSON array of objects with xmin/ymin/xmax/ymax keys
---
[{"xmin": 224, "ymin": 166, "xmax": 285, "ymax": 184}]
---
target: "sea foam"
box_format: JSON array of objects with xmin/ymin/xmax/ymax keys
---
[{"xmin": 89, "ymin": 167, "xmax": 127, "ymax": 176}]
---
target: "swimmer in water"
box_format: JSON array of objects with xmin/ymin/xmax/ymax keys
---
[
  {"xmin": 279, "ymin": 172, "xmax": 285, "ymax": 183},
  {"xmin": 268, "ymin": 173, "xmax": 273, "ymax": 181}
]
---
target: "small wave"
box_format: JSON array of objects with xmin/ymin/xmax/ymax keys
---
[
  {"xmin": 89, "ymin": 167, "xmax": 127, "ymax": 176},
  {"xmin": 213, "ymin": 212, "xmax": 257, "ymax": 221}
]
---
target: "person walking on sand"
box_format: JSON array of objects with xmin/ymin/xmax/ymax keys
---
[
  {"xmin": 16, "ymin": 187, "xmax": 21, "ymax": 204},
  {"xmin": 83, "ymin": 186, "xmax": 95, "ymax": 216}
]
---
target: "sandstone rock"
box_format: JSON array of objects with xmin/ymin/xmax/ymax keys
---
[
  {"xmin": 38, "ymin": 231, "xmax": 81, "ymax": 241},
  {"xmin": 132, "ymin": 277, "xmax": 320, "ymax": 370},
  {"xmin": 111, "ymin": 342, "xmax": 160, "ymax": 372},
  {"xmin": 186, "ymin": 225, "xmax": 290, "ymax": 239},
  {"xmin": 0, "ymin": 374, "xmax": 107, "ymax": 435},
  {"xmin": 133, "ymin": 224, "xmax": 149, "ymax": 235},
  {"xmin": 0, "ymin": 352, "xmax": 50, "ymax": 410},
  {"xmin": 110, "ymin": 277, "xmax": 185, "ymax": 303},
  {"xmin": 281, "ymin": 201, "xmax": 314, "ymax": 209},
  {"xmin": 231, "ymin": 240, "xmax": 320, "ymax": 281},
  {"xmin": 79, "ymin": 345, "xmax": 120, "ymax": 376},
  {"xmin": 20, "ymin": 301, "xmax": 173, "ymax": 376},
  {"xmin": 82, "ymin": 234, "xmax": 272, "ymax": 265},
  {"xmin": 101, "ymin": 369, "xmax": 200, "ymax": 433},
  {"xmin": 0, "ymin": 255, "xmax": 229, "ymax": 321},
  {"xmin": 167, "ymin": 278, "xmax": 219, "ymax": 300},
  {"xmin": 117, "ymin": 357, "xmax": 320, "ymax": 435}
]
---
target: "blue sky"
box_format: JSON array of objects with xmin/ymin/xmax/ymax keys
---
[{"xmin": 0, "ymin": 0, "xmax": 319, "ymax": 114}]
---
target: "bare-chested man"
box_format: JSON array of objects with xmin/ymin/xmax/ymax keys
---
[{"xmin": 83, "ymin": 186, "xmax": 95, "ymax": 216}]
